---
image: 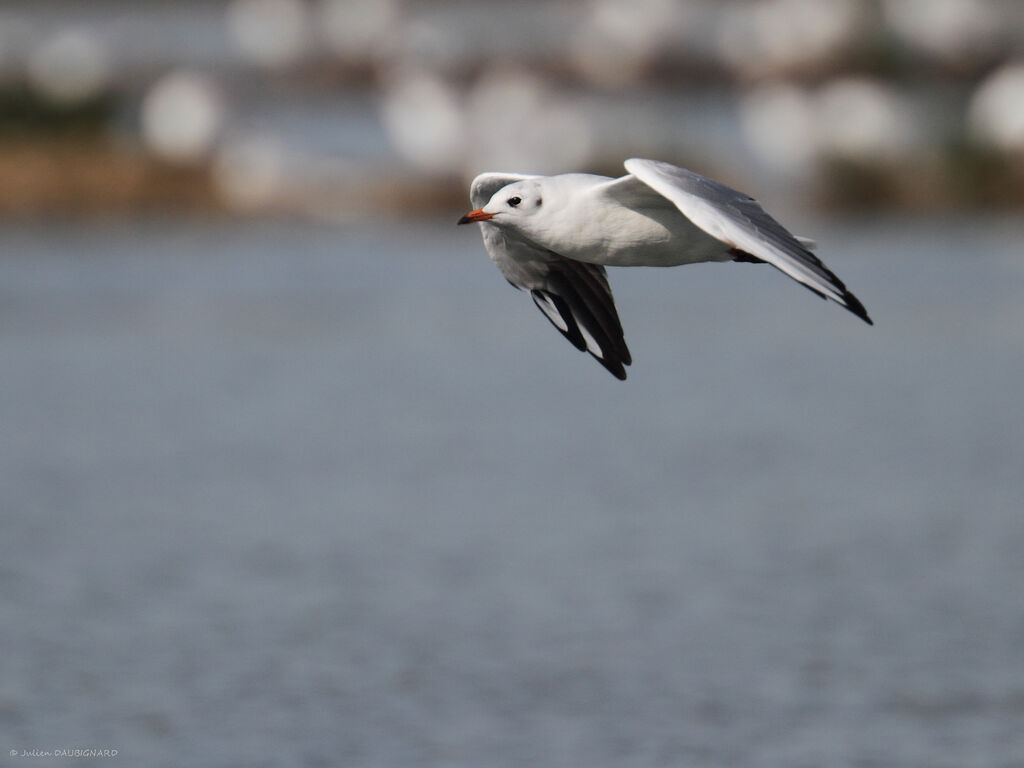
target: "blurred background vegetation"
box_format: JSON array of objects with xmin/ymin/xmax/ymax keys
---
[{"xmin": 2, "ymin": 0, "xmax": 1024, "ymax": 220}]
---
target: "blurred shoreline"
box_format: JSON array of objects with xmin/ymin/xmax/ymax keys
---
[
  {"xmin": 0, "ymin": 137, "xmax": 219, "ymax": 217},
  {"xmin": 2, "ymin": 133, "xmax": 1022, "ymax": 220},
  {"xmin": 3, "ymin": 133, "xmax": 1024, "ymax": 219}
]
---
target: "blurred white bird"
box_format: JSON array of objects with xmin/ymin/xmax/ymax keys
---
[{"xmin": 459, "ymin": 158, "xmax": 871, "ymax": 380}]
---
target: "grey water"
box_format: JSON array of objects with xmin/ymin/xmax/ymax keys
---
[{"xmin": 2, "ymin": 215, "xmax": 1024, "ymax": 767}]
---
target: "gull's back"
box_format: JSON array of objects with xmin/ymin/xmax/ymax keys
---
[{"xmin": 533, "ymin": 172, "xmax": 732, "ymax": 268}]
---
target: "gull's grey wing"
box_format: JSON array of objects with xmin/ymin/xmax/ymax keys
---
[
  {"xmin": 621, "ymin": 158, "xmax": 872, "ymax": 324},
  {"xmin": 480, "ymin": 223, "xmax": 631, "ymax": 380},
  {"xmin": 470, "ymin": 173, "xmax": 539, "ymax": 209}
]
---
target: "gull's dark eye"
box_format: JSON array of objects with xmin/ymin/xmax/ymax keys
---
[{"xmin": 507, "ymin": 196, "xmax": 521, "ymax": 207}]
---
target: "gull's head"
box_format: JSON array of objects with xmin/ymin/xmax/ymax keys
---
[{"xmin": 457, "ymin": 180, "xmax": 544, "ymax": 227}]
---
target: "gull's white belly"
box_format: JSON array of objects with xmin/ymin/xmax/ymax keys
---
[{"xmin": 547, "ymin": 203, "xmax": 731, "ymax": 267}]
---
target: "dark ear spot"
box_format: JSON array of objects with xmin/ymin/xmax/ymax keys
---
[{"xmin": 536, "ymin": 198, "xmax": 542, "ymax": 207}]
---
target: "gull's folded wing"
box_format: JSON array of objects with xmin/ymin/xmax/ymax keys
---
[
  {"xmin": 479, "ymin": 223, "xmax": 632, "ymax": 380},
  {"xmin": 621, "ymin": 158, "xmax": 872, "ymax": 324}
]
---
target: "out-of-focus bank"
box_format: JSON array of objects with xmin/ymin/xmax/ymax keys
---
[{"xmin": 3, "ymin": 0, "xmax": 1024, "ymax": 218}]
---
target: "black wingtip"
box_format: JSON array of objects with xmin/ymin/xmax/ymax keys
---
[
  {"xmin": 600, "ymin": 357, "xmax": 629, "ymax": 381},
  {"xmin": 842, "ymin": 290, "xmax": 873, "ymax": 325}
]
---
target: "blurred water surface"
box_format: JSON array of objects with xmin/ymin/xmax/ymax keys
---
[{"xmin": 2, "ymin": 215, "xmax": 1024, "ymax": 767}]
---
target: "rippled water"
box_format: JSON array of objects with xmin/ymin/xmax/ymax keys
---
[{"xmin": 2, "ymin": 215, "xmax": 1024, "ymax": 767}]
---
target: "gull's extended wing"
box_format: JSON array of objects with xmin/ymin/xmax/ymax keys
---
[
  {"xmin": 479, "ymin": 222, "xmax": 632, "ymax": 380},
  {"xmin": 621, "ymin": 158, "xmax": 872, "ymax": 324}
]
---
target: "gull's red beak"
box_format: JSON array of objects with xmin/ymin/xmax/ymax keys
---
[{"xmin": 457, "ymin": 208, "xmax": 494, "ymax": 225}]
